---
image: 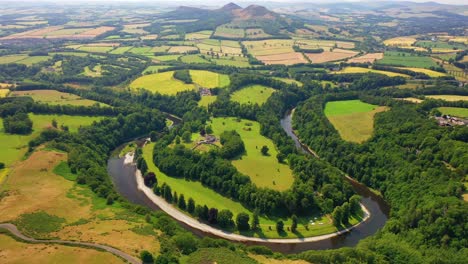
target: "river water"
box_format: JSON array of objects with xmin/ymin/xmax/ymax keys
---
[{"xmin": 107, "ymin": 111, "xmax": 390, "ymax": 253}]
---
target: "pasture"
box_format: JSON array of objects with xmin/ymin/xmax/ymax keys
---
[
  {"xmin": 198, "ymin": 96, "xmax": 217, "ymax": 107},
  {"xmin": 0, "ymin": 150, "xmax": 160, "ymax": 257},
  {"xmin": 305, "ymin": 49, "xmax": 358, "ymax": 64},
  {"xmin": 9, "ymin": 90, "xmax": 107, "ymax": 107},
  {"xmin": 210, "ymin": 117, "xmax": 294, "ymax": 191},
  {"xmin": 425, "ymin": 95, "xmax": 468, "ymax": 101},
  {"xmin": 231, "ymin": 85, "xmax": 276, "ymax": 105},
  {"xmin": 0, "ymin": 114, "xmax": 104, "ymax": 167},
  {"xmin": 167, "ymin": 46, "xmax": 198, "ymax": 54},
  {"xmin": 130, "ymin": 71, "xmax": 195, "ymax": 95},
  {"xmin": 325, "ymin": 100, "xmax": 388, "ymax": 143},
  {"xmin": 437, "ymin": 107, "xmax": 468, "ymax": 118},
  {"xmin": 142, "ymin": 65, "xmax": 171, "ymax": 74},
  {"xmin": 185, "ymin": 30, "xmax": 212, "ymax": 40},
  {"xmin": 180, "ymin": 54, "xmax": 211, "ymax": 64},
  {"xmin": 189, "ymin": 70, "xmax": 230, "ymax": 88},
  {"xmin": 377, "ymin": 51, "xmax": 438, "ymax": 68},
  {"xmin": 212, "ymin": 57, "xmax": 250, "ymax": 67},
  {"xmin": 153, "ymin": 55, "xmax": 181, "ymax": 62},
  {"xmin": 335, "ymin": 67, "xmax": 410, "ymax": 78},
  {"xmin": 214, "ymin": 24, "xmax": 245, "ymax": 38}
]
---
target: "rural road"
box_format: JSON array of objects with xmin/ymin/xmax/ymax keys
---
[
  {"xmin": 128, "ymin": 153, "xmax": 371, "ymax": 244},
  {"xmin": 0, "ymin": 223, "xmax": 140, "ymax": 264}
]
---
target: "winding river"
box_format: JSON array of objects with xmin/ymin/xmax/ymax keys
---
[{"xmin": 107, "ymin": 111, "xmax": 390, "ymax": 253}]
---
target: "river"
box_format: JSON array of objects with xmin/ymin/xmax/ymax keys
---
[{"xmin": 107, "ymin": 111, "xmax": 389, "ymax": 253}]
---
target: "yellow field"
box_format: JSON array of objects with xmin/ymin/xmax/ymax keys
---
[
  {"xmin": 0, "ymin": 150, "xmax": 160, "ymax": 257},
  {"xmin": 189, "ymin": 70, "xmax": 230, "ymax": 88},
  {"xmin": 306, "ymin": 49, "xmax": 358, "ymax": 64},
  {"xmin": 198, "ymin": 95, "xmax": 217, "ymax": 107},
  {"xmin": 0, "ymin": 234, "xmax": 124, "ymax": 264},
  {"xmin": 347, "ymin": 53, "xmax": 383, "ymax": 63},
  {"xmin": 398, "ymin": 67, "xmax": 447, "ymax": 77},
  {"xmin": 383, "ymin": 36, "xmax": 417, "ymax": 47},
  {"xmin": 168, "ymin": 46, "xmax": 198, "ymax": 54},
  {"xmin": 425, "ymin": 95, "xmax": 468, "ymax": 101},
  {"xmin": 0, "ymin": 89, "xmax": 9, "ymax": 97},
  {"xmin": 336, "ymin": 67, "xmax": 410, "ymax": 78},
  {"xmin": 130, "ymin": 71, "xmax": 195, "ymax": 95}
]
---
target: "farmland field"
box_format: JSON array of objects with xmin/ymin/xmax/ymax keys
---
[
  {"xmin": 214, "ymin": 24, "xmax": 245, "ymax": 38},
  {"xmin": 198, "ymin": 95, "xmax": 217, "ymax": 107},
  {"xmin": 231, "ymin": 85, "xmax": 276, "ymax": 105},
  {"xmin": 0, "ymin": 89, "xmax": 9, "ymax": 97},
  {"xmin": 336, "ymin": 67, "xmax": 410, "ymax": 78},
  {"xmin": 9, "ymin": 90, "xmax": 107, "ymax": 107},
  {"xmin": 325, "ymin": 100, "xmax": 388, "ymax": 143},
  {"xmin": 109, "ymin": 46, "xmax": 132, "ymax": 54},
  {"xmin": 130, "ymin": 71, "xmax": 195, "ymax": 95},
  {"xmin": 153, "ymin": 54, "xmax": 181, "ymax": 62},
  {"xmin": 0, "ymin": 114, "xmax": 104, "ymax": 167},
  {"xmin": 142, "ymin": 65, "xmax": 171, "ymax": 74},
  {"xmin": 210, "ymin": 117, "xmax": 294, "ymax": 191},
  {"xmin": 383, "ymin": 36, "xmax": 417, "ymax": 47},
  {"xmin": 0, "ymin": 55, "xmax": 29, "ymax": 64},
  {"xmin": 347, "ymin": 53, "xmax": 384, "ymax": 63},
  {"xmin": 185, "ymin": 30, "xmax": 212, "ymax": 40},
  {"xmin": 437, "ymin": 107, "xmax": 468, "ymax": 118},
  {"xmin": 397, "ymin": 67, "xmax": 447, "ymax": 77},
  {"xmin": 167, "ymin": 46, "xmax": 198, "ymax": 54},
  {"xmin": 273, "ymin": 77, "xmax": 303, "ymax": 86},
  {"xmin": 78, "ymin": 46, "xmax": 114, "ymax": 53},
  {"xmin": 180, "ymin": 54, "xmax": 211, "ymax": 64},
  {"xmin": 377, "ymin": 51, "xmax": 438, "ymax": 68},
  {"xmin": 212, "ymin": 57, "xmax": 250, "ymax": 67},
  {"xmin": 305, "ymin": 49, "xmax": 358, "ymax": 63},
  {"xmin": 189, "ymin": 70, "xmax": 230, "ymax": 88},
  {"xmin": 425, "ymin": 95, "xmax": 468, "ymax": 101},
  {"xmin": 16, "ymin": 56, "xmax": 51, "ymax": 66}
]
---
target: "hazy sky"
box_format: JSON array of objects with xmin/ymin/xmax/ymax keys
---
[{"xmin": 6, "ymin": 0, "xmax": 468, "ymax": 4}]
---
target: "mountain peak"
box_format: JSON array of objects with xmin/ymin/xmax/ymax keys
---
[{"xmin": 220, "ymin": 2, "xmax": 242, "ymax": 11}]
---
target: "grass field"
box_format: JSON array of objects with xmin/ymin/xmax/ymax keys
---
[
  {"xmin": 183, "ymin": 248, "xmax": 256, "ymax": 264},
  {"xmin": 336, "ymin": 67, "xmax": 410, "ymax": 77},
  {"xmin": 0, "ymin": 89, "xmax": 9, "ymax": 97},
  {"xmin": 153, "ymin": 55, "xmax": 181, "ymax": 62},
  {"xmin": 214, "ymin": 24, "xmax": 245, "ymax": 38},
  {"xmin": 198, "ymin": 96, "xmax": 217, "ymax": 107},
  {"xmin": 9, "ymin": 90, "xmax": 107, "ymax": 107},
  {"xmin": 0, "ymin": 55, "xmax": 28, "ymax": 64},
  {"xmin": 0, "ymin": 233, "xmax": 124, "ymax": 264},
  {"xmin": 109, "ymin": 46, "xmax": 132, "ymax": 54},
  {"xmin": 189, "ymin": 70, "xmax": 230, "ymax": 88},
  {"xmin": 305, "ymin": 49, "xmax": 358, "ymax": 64},
  {"xmin": 83, "ymin": 64, "xmax": 103, "ymax": 77},
  {"xmin": 377, "ymin": 51, "xmax": 438, "ymax": 68},
  {"xmin": 16, "ymin": 56, "xmax": 51, "ymax": 66},
  {"xmin": 142, "ymin": 65, "xmax": 171, "ymax": 74},
  {"xmin": 425, "ymin": 95, "xmax": 468, "ymax": 101},
  {"xmin": 383, "ymin": 36, "xmax": 417, "ymax": 47},
  {"xmin": 0, "ymin": 150, "xmax": 160, "ymax": 257},
  {"xmin": 185, "ymin": 30, "xmax": 212, "ymax": 40},
  {"xmin": 273, "ymin": 77, "xmax": 303, "ymax": 86},
  {"xmin": 0, "ymin": 114, "xmax": 104, "ymax": 167},
  {"xmin": 180, "ymin": 54, "xmax": 211, "ymax": 64},
  {"xmin": 325, "ymin": 100, "xmax": 388, "ymax": 143},
  {"xmin": 78, "ymin": 46, "xmax": 114, "ymax": 53},
  {"xmin": 437, "ymin": 107, "xmax": 468, "ymax": 118},
  {"xmin": 397, "ymin": 67, "xmax": 447, "ymax": 77},
  {"xmin": 210, "ymin": 117, "xmax": 294, "ymax": 191},
  {"xmin": 231, "ymin": 85, "xmax": 276, "ymax": 105},
  {"xmin": 212, "ymin": 57, "xmax": 250, "ymax": 67},
  {"xmin": 130, "ymin": 71, "xmax": 195, "ymax": 95}
]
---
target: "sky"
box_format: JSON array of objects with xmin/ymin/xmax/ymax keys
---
[{"xmin": 6, "ymin": 0, "xmax": 468, "ymax": 4}]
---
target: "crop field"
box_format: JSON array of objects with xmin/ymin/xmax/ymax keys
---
[
  {"xmin": 245, "ymin": 28, "xmax": 271, "ymax": 39},
  {"xmin": 335, "ymin": 67, "xmax": 410, "ymax": 78},
  {"xmin": 129, "ymin": 71, "xmax": 195, "ymax": 95},
  {"xmin": 415, "ymin": 40, "xmax": 465, "ymax": 51},
  {"xmin": 198, "ymin": 95, "xmax": 217, "ymax": 107},
  {"xmin": 0, "ymin": 89, "xmax": 10, "ymax": 97},
  {"xmin": 214, "ymin": 24, "xmax": 245, "ymax": 38},
  {"xmin": 325, "ymin": 100, "xmax": 388, "ymax": 143},
  {"xmin": 295, "ymin": 39, "xmax": 355, "ymax": 49},
  {"xmin": 185, "ymin": 30, "xmax": 213, "ymax": 40},
  {"xmin": 243, "ymin": 39, "xmax": 294, "ymax": 56},
  {"xmin": 231, "ymin": 85, "xmax": 276, "ymax": 105},
  {"xmin": 151, "ymin": 46, "xmax": 170, "ymax": 53},
  {"xmin": 425, "ymin": 95, "xmax": 468, "ymax": 101},
  {"xmin": 0, "ymin": 150, "xmax": 160, "ymax": 257},
  {"xmin": 0, "ymin": 55, "xmax": 29, "ymax": 64},
  {"xmin": 78, "ymin": 46, "xmax": 114, "ymax": 53},
  {"xmin": 212, "ymin": 57, "xmax": 250, "ymax": 67},
  {"xmin": 167, "ymin": 46, "xmax": 198, "ymax": 54},
  {"xmin": 153, "ymin": 54, "xmax": 181, "ymax": 62},
  {"xmin": 347, "ymin": 53, "xmax": 384, "ymax": 63},
  {"xmin": 210, "ymin": 117, "xmax": 294, "ymax": 191},
  {"xmin": 189, "ymin": 70, "xmax": 230, "ymax": 88},
  {"xmin": 109, "ymin": 46, "xmax": 132, "ymax": 54},
  {"xmin": 437, "ymin": 107, "xmax": 468, "ymax": 118},
  {"xmin": 377, "ymin": 51, "xmax": 438, "ymax": 68},
  {"xmin": 128, "ymin": 46, "xmax": 153, "ymax": 56},
  {"xmin": 383, "ymin": 36, "xmax": 417, "ymax": 47},
  {"xmin": 397, "ymin": 67, "xmax": 447, "ymax": 77},
  {"xmin": 306, "ymin": 49, "xmax": 358, "ymax": 64},
  {"xmin": 9, "ymin": 90, "xmax": 107, "ymax": 107},
  {"xmin": 1, "ymin": 26, "xmax": 115, "ymax": 40},
  {"xmin": 197, "ymin": 39, "xmax": 243, "ymax": 57},
  {"xmin": 180, "ymin": 54, "xmax": 211, "ymax": 64},
  {"xmin": 257, "ymin": 52, "xmax": 308, "ymax": 65},
  {"xmin": 0, "ymin": 114, "xmax": 104, "ymax": 167}
]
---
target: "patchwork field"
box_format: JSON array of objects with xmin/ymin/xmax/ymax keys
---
[
  {"xmin": 425, "ymin": 95, "xmax": 468, "ymax": 101},
  {"xmin": 189, "ymin": 70, "xmax": 230, "ymax": 88},
  {"xmin": 257, "ymin": 52, "xmax": 308, "ymax": 65},
  {"xmin": 210, "ymin": 117, "xmax": 294, "ymax": 191},
  {"xmin": 197, "ymin": 39, "xmax": 243, "ymax": 57},
  {"xmin": 185, "ymin": 30, "xmax": 212, "ymax": 40},
  {"xmin": 1, "ymin": 26, "xmax": 115, "ymax": 40},
  {"xmin": 305, "ymin": 49, "xmax": 358, "ymax": 64},
  {"xmin": 383, "ymin": 36, "xmax": 417, "ymax": 47},
  {"xmin": 347, "ymin": 53, "xmax": 384, "ymax": 63},
  {"xmin": 377, "ymin": 51, "xmax": 438, "ymax": 68},
  {"xmin": 273, "ymin": 77, "xmax": 303, "ymax": 86},
  {"xmin": 214, "ymin": 24, "xmax": 245, "ymax": 39},
  {"xmin": 212, "ymin": 57, "xmax": 250, "ymax": 67},
  {"xmin": 335, "ymin": 67, "xmax": 410, "ymax": 78},
  {"xmin": 0, "ymin": 114, "xmax": 104, "ymax": 167},
  {"xmin": 130, "ymin": 71, "xmax": 195, "ymax": 95},
  {"xmin": 180, "ymin": 54, "xmax": 211, "ymax": 64},
  {"xmin": 0, "ymin": 55, "xmax": 50, "ymax": 65},
  {"xmin": 295, "ymin": 39, "xmax": 355, "ymax": 49},
  {"xmin": 437, "ymin": 107, "xmax": 468, "ymax": 118},
  {"xmin": 167, "ymin": 46, "xmax": 198, "ymax": 54},
  {"xmin": 9, "ymin": 90, "xmax": 107, "ymax": 107},
  {"xmin": 325, "ymin": 100, "xmax": 388, "ymax": 143},
  {"xmin": 231, "ymin": 85, "xmax": 276, "ymax": 105},
  {"xmin": 243, "ymin": 39, "xmax": 294, "ymax": 56}
]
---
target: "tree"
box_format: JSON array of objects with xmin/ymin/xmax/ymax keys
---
[
  {"xmin": 52, "ymin": 119, "xmax": 57, "ymax": 128},
  {"xmin": 208, "ymin": 208, "xmax": 218, "ymax": 224},
  {"xmin": 137, "ymin": 158, "xmax": 148, "ymax": 175},
  {"xmin": 291, "ymin": 215, "xmax": 298, "ymax": 232},
  {"xmin": 236, "ymin": 212, "xmax": 250, "ymax": 231},
  {"xmin": 143, "ymin": 172, "xmax": 157, "ymax": 187},
  {"xmin": 182, "ymin": 131, "xmax": 191, "ymax": 143},
  {"xmin": 206, "ymin": 125, "xmax": 213, "ymax": 134},
  {"xmin": 276, "ymin": 153, "xmax": 286, "ymax": 163},
  {"xmin": 342, "ymin": 202, "xmax": 350, "ymax": 224},
  {"xmin": 173, "ymin": 233, "xmax": 198, "ymax": 255},
  {"xmin": 332, "ymin": 206, "xmax": 343, "ymax": 226},
  {"xmin": 106, "ymin": 195, "xmax": 114, "ymax": 205},
  {"xmin": 187, "ymin": 198, "xmax": 195, "ymax": 214},
  {"xmin": 349, "ymin": 195, "xmax": 361, "ymax": 215},
  {"xmin": 251, "ymin": 211, "xmax": 260, "ymax": 230},
  {"xmin": 261, "ymin": 145, "xmax": 269, "ymax": 156},
  {"xmin": 175, "ymin": 136, "xmax": 181, "ymax": 144},
  {"xmin": 140, "ymin": 250, "xmax": 154, "ymax": 263},
  {"xmin": 178, "ymin": 194, "xmax": 186, "ymax": 210},
  {"xmin": 276, "ymin": 220, "xmax": 284, "ymax": 232},
  {"xmin": 218, "ymin": 209, "xmax": 234, "ymax": 228}
]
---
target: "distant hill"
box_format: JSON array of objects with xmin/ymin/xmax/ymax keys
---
[
  {"xmin": 218, "ymin": 2, "xmax": 242, "ymax": 12},
  {"xmin": 232, "ymin": 5, "xmax": 279, "ymax": 20}
]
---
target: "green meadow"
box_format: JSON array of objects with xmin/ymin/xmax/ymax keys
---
[{"xmin": 231, "ymin": 85, "xmax": 276, "ymax": 105}]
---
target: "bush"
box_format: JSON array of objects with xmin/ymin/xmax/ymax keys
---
[
  {"xmin": 140, "ymin": 250, "xmax": 154, "ymax": 263},
  {"xmin": 236, "ymin": 212, "xmax": 250, "ymax": 231},
  {"xmin": 3, "ymin": 113, "xmax": 32, "ymax": 134},
  {"xmin": 173, "ymin": 69, "xmax": 192, "ymax": 84}
]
